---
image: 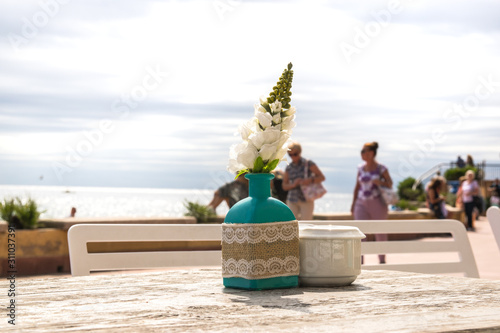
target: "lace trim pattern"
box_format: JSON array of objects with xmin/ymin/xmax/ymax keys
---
[
  {"xmin": 222, "ymin": 220, "xmax": 299, "ymax": 279},
  {"xmin": 222, "ymin": 220, "xmax": 298, "ymax": 244},
  {"xmin": 222, "ymin": 256, "xmax": 300, "ymax": 279}
]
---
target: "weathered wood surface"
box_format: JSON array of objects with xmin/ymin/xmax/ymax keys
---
[{"xmin": 8, "ymin": 269, "xmax": 500, "ymax": 332}]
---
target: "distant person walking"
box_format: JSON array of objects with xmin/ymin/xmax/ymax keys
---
[
  {"xmin": 466, "ymin": 155, "xmax": 474, "ymax": 167},
  {"xmin": 489, "ymin": 178, "xmax": 500, "ymax": 207},
  {"xmin": 461, "ymin": 170, "xmax": 479, "ymax": 231},
  {"xmin": 351, "ymin": 141, "xmax": 393, "ymax": 264},
  {"xmin": 270, "ymin": 169, "xmax": 288, "ymax": 203},
  {"xmin": 456, "ymin": 155, "xmax": 465, "ymax": 168},
  {"xmin": 208, "ymin": 173, "xmax": 249, "ymax": 213},
  {"xmin": 282, "ymin": 142, "xmax": 326, "ymax": 220},
  {"xmin": 426, "ymin": 177, "xmax": 447, "ymax": 219}
]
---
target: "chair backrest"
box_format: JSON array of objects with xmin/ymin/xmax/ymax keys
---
[
  {"xmin": 487, "ymin": 206, "xmax": 500, "ymax": 252},
  {"xmin": 68, "ymin": 219, "xmax": 479, "ymax": 278},
  {"xmin": 300, "ymin": 220, "xmax": 479, "ymax": 278},
  {"xmin": 67, "ymin": 224, "xmax": 222, "ymax": 276}
]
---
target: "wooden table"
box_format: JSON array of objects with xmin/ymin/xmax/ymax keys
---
[{"xmin": 8, "ymin": 269, "xmax": 500, "ymax": 332}]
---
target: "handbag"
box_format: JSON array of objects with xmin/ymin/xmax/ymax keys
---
[
  {"xmin": 440, "ymin": 201, "xmax": 448, "ymax": 218},
  {"xmin": 377, "ymin": 165, "xmax": 398, "ymax": 205},
  {"xmin": 300, "ymin": 160, "xmax": 327, "ymax": 201},
  {"xmin": 379, "ymin": 186, "xmax": 399, "ymax": 205},
  {"xmin": 473, "ymin": 195, "xmax": 483, "ymax": 214}
]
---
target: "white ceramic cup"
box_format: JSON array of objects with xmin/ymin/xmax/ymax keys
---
[{"xmin": 299, "ymin": 225, "xmax": 366, "ymax": 287}]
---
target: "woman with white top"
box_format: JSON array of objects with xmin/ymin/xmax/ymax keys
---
[{"xmin": 461, "ymin": 170, "xmax": 479, "ymax": 231}]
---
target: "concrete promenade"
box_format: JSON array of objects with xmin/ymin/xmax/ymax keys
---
[
  {"xmin": 464, "ymin": 216, "xmax": 500, "ymax": 280},
  {"xmin": 362, "ymin": 215, "xmax": 500, "ymax": 280}
]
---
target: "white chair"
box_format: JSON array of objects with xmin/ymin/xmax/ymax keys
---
[
  {"xmin": 487, "ymin": 206, "xmax": 500, "ymax": 252},
  {"xmin": 300, "ymin": 220, "xmax": 479, "ymax": 278},
  {"xmin": 67, "ymin": 224, "xmax": 222, "ymax": 276},
  {"xmin": 68, "ymin": 220, "xmax": 479, "ymax": 278}
]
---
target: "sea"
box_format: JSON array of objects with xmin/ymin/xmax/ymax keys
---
[{"xmin": 0, "ymin": 185, "xmax": 353, "ymax": 219}]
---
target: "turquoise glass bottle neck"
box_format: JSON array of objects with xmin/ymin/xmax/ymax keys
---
[{"xmin": 245, "ymin": 173, "xmax": 274, "ymax": 199}]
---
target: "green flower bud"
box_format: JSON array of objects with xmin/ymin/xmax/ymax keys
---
[{"xmin": 264, "ymin": 63, "xmax": 294, "ymax": 111}]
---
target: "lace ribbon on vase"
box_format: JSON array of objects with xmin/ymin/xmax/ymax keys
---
[{"xmin": 222, "ymin": 220, "xmax": 300, "ymax": 279}]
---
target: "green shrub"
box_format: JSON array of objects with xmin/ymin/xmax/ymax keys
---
[
  {"xmin": 395, "ymin": 199, "xmax": 418, "ymax": 211},
  {"xmin": 184, "ymin": 201, "xmax": 216, "ymax": 223},
  {"xmin": 14, "ymin": 198, "xmax": 43, "ymax": 229},
  {"xmin": 444, "ymin": 166, "xmax": 479, "ymax": 181},
  {"xmin": 397, "ymin": 177, "xmax": 424, "ymax": 201},
  {"xmin": 445, "ymin": 192, "xmax": 457, "ymax": 207},
  {"xmin": 0, "ymin": 197, "xmax": 43, "ymax": 229},
  {"xmin": 417, "ymin": 193, "xmax": 427, "ymax": 203},
  {"xmin": 0, "ymin": 198, "xmax": 16, "ymax": 224}
]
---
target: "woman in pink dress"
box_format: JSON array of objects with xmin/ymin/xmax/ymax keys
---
[{"xmin": 351, "ymin": 142, "xmax": 393, "ymax": 264}]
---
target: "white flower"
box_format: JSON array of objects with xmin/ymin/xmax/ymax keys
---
[
  {"xmin": 228, "ymin": 156, "xmax": 244, "ymax": 174},
  {"xmin": 281, "ymin": 115, "xmax": 296, "ymax": 131},
  {"xmin": 282, "ymin": 106, "xmax": 296, "ymax": 117},
  {"xmin": 259, "ymin": 95, "xmax": 269, "ymax": 106},
  {"xmin": 228, "ymin": 140, "xmax": 259, "ymax": 173},
  {"xmin": 277, "ymin": 131, "xmax": 291, "ymax": 147},
  {"xmin": 258, "ymin": 130, "xmax": 291, "ymax": 161},
  {"xmin": 270, "ymin": 101, "xmax": 282, "ymax": 114},
  {"xmin": 254, "ymin": 104, "xmax": 267, "ymax": 114},
  {"xmin": 238, "ymin": 143, "xmax": 258, "ymax": 169},
  {"xmin": 249, "ymin": 127, "xmax": 281, "ymax": 149},
  {"xmin": 272, "ymin": 113, "xmax": 281, "ymax": 124},
  {"xmin": 259, "ymin": 142, "xmax": 279, "ymax": 161},
  {"xmin": 272, "ymin": 145, "xmax": 290, "ymax": 161},
  {"xmin": 255, "ymin": 111, "xmax": 273, "ymax": 128},
  {"xmin": 239, "ymin": 118, "xmax": 257, "ymax": 141},
  {"xmin": 228, "ymin": 144, "xmax": 246, "ymax": 174}
]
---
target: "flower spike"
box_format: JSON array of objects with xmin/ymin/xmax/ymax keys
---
[
  {"xmin": 267, "ymin": 63, "xmax": 293, "ymax": 109},
  {"xmin": 228, "ymin": 63, "xmax": 296, "ymax": 175}
]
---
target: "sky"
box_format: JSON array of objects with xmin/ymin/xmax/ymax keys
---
[{"xmin": 0, "ymin": 0, "xmax": 499, "ymax": 194}]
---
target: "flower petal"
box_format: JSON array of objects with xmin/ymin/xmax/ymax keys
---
[
  {"xmin": 260, "ymin": 142, "xmax": 279, "ymax": 161},
  {"xmin": 255, "ymin": 112, "xmax": 272, "ymax": 128}
]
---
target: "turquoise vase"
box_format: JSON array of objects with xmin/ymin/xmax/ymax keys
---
[{"xmin": 222, "ymin": 173, "xmax": 299, "ymax": 290}]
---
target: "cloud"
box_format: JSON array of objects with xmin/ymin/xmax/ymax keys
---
[
  {"xmin": 0, "ymin": 0, "xmax": 499, "ymax": 192},
  {"xmin": 325, "ymin": 0, "xmax": 500, "ymax": 35},
  {"xmin": 401, "ymin": 0, "xmax": 500, "ymax": 35}
]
